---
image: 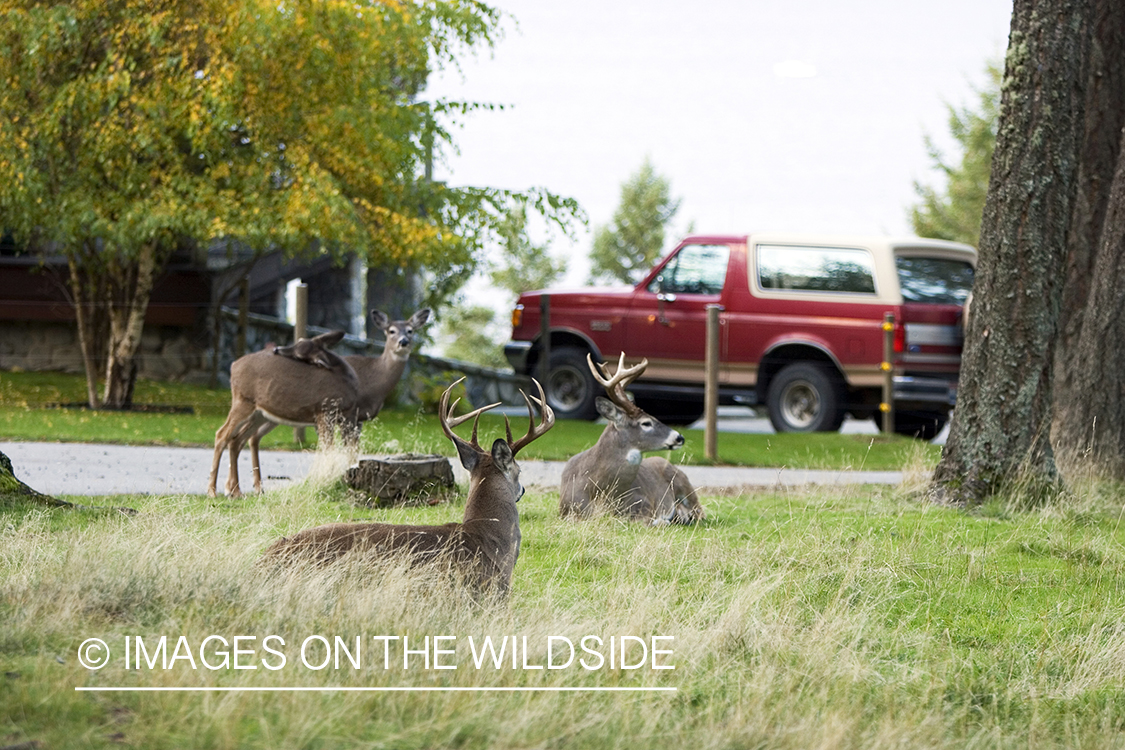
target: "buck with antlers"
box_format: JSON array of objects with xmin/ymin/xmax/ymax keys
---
[
  {"xmin": 559, "ymin": 353, "xmax": 705, "ymax": 525},
  {"xmin": 208, "ymin": 308, "xmax": 431, "ymax": 498},
  {"xmin": 262, "ymin": 377, "xmax": 554, "ymax": 596}
]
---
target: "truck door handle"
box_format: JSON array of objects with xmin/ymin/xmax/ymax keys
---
[{"xmin": 656, "ymin": 292, "xmax": 675, "ymax": 325}]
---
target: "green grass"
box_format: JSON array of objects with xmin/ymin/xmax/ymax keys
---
[
  {"xmin": 0, "ymin": 370, "xmax": 934, "ymax": 471},
  {"xmin": 2, "ymin": 477, "xmax": 1124, "ymax": 749}
]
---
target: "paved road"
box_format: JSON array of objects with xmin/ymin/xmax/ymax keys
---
[{"xmin": 1, "ymin": 439, "xmax": 905, "ymax": 500}]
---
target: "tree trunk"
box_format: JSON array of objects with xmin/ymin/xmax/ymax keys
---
[
  {"xmin": 1051, "ymin": 125, "xmax": 1125, "ymax": 478},
  {"xmin": 103, "ymin": 242, "xmax": 159, "ymax": 409},
  {"xmin": 64, "ymin": 244, "xmax": 111, "ymax": 409},
  {"xmin": 930, "ymin": 0, "xmax": 1092, "ymax": 505},
  {"xmin": 1052, "ymin": 0, "xmax": 1125, "ymax": 477}
]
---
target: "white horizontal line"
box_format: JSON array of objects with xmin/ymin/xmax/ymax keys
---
[{"xmin": 75, "ymin": 686, "xmax": 676, "ymax": 693}]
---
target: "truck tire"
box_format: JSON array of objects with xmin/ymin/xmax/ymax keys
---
[
  {"xmin": 543, "ymin": 347, "xmax": 600, "ymax": 421},
  {"xmin": 875, "ymin": 410, "xmax": 948, "ymax": 441},
  {"xmin": 766, "ymin": 363, "xmax": 846, "ymax": 433}
]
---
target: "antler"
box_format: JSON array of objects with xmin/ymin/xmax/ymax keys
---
[
  {"xmin": 586, "ymin": 352, "xmax": 648, "ymax": 416},
  {"xmin": 439, "ymin": 377, "xmax": 502, "ymax": 453},
  {"xmin": 508, "ymin": 378, "xmax": 555, "ymax": 455}
]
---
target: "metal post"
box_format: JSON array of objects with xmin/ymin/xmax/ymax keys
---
[
  {"xmin": 538, "ymin": 295, "xmax": 551, "ymax": 391},
  {"xmin": 294, "ymin": 283, "xmax": 309, "ymax": 445},
  {"xmin": 704, "ymin": 304, "xmax": 723, "ymax": 460},
  {"xmin": 881, "ymin": 312, "xmax": 895, "ymax": 434}
]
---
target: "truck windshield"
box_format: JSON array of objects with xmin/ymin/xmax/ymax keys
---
[{"xmin": 895, "ymin": 256, "xmax": 975, "ymax": 304}]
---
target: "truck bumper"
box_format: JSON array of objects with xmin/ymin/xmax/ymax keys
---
[
  {"xmin": 504, "ymin": 341, "xmax": 533, "ymax": 373},
  {"xmin": 893, "ymin": 375, "xmax": 958, "ymax": 408}
]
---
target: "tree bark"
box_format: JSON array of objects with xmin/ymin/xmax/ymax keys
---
[
  {"xmin": 64, "ymin": 243, "xmax": 111, "ymax": 409},
  {"xmin": 1052, "ymin": 0, "xmax": 1125, "ymax": 477},
  {"xmin": 1051, "ymin": 125, "xmax": 1125, "ymax": 478},
  {"xmin": 103, "ymin": 241, "xmax": 160, "ymax": 409},
  {"xmin": 930, "ymin": 0, "xmax": 1092, "ymax": 505}
]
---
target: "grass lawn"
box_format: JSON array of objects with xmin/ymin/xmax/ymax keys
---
[
  {"xmin": 0, "ymin": 370, "xmax": 936, "ymax": 471},
  {"xmin": 2, "ymin": 476, "xmax": 1124, "ymax": 748}
]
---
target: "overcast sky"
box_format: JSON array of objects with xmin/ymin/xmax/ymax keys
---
[{"xmin": 425, "ymin": 0, "xmax": 1014, "ymax": 298}]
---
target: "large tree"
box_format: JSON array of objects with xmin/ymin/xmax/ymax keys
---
[
  {"xmin": 0, "ymin": 0, "xmax": 577, "ymax": 408},
  {"xmin": 1050, "ymin": 1, "xmax": 1125, "ymax": 478},
  {"xmin": 929, "ymin": 0, "xmax": 1093, "ymax": 505},
  {"xmin": 588, "ymin": 157, "xmax": 680, "ymax": 285}
]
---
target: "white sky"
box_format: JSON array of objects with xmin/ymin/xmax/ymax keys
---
[{"xmin": 424, "ymin": 0, "xmax": 1013, "ymax": 309}]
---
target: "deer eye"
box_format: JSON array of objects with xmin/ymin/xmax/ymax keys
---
[{"xmin": 640, "ymin": 419, "xmax": 654, "ymax": 429}]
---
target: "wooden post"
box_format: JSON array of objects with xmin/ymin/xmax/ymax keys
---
[
  {"xmin": 294, "ymin": 283, "xmax": 309, "ymax": 445},
  {"xmin": 704, "ymin": 304, "xmax": 723, "ymax": 461},
  {"xmin": 881, "ymin": 312, "xmax": 895, "ymax": 434},
  {"xmin": 538, "ymin": 294, "xmax": 551, "ymax": 391}
]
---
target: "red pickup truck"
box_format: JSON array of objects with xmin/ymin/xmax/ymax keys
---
[{"xmin": 505, "ymin": 233, "xmax": 975, "ymax": 439}]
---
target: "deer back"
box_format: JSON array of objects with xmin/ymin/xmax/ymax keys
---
[{"xmin": 231, "ymin": 349, "xmax": 359, "ymax": 425}]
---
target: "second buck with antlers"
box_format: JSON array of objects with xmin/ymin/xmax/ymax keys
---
[
  {"xmin": 560, "ymin": 353, "xmax": 705, "ymax": 525},
  {"xmin": 262, "ymin": 378, "xmax": 554, "ymax": 597},
  {"xmin": 208, "ymin": 308, "xmax": 430, "ymax": 497}
]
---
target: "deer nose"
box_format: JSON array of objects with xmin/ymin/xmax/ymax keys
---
[
  {"xmin": 398, "ymin": 336, "xmax": 410, "ymax": 348},
  {"xmin": 668, "ymin": 432, "xmax": 685, "ymax": 449}
]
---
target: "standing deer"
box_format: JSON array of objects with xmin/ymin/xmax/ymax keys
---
[
  {"xmin": 559, "ymin": 353, "xmax": 705, "ymax": 525},
  {"xmin": 262, "ymin": 377, "xmax": 554, "ymax": 597},
  {"xmin": 208, "ymin": 308, "xmax": 431, "ymax": 497}
]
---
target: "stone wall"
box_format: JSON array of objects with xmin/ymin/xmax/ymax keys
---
[{"xmin": 0, "ymin": 320, "xmax": 210, "ymax": 384}]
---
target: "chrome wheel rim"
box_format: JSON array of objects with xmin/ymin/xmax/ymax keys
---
[{"xmin": 779, "ymin": 379, "xmax": 821, "ymax": 429}]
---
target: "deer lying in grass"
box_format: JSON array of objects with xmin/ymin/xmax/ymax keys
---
[
  {"xmin": 559, "ymin": 353, "xmax": 704, "ymax": 525},
  {"xmin": 273, "ymin": 330, "xmax": 349, "ymax": 371},
  {"xmin": 262, "ymin": 377, "xmax": 554, "ymax": 596},
  {"xmin": 208, "ymin": 308, "xmax": 431, "ymax": 497}
]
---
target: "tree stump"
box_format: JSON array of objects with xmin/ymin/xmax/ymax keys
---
[{"xmin": 344, "ymin": 453, "xmax": 455, "ymax": 507}]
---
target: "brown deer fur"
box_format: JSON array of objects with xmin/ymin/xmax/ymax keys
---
[
  {"xmin": 208, "ymin": 308, "xmax": 430, "ymax": 497},
  {"xmin": 262, "ymin": 378, "xmax": 554, "ymax": 597},
  {"xmin": 273, "ymin": 330, "xmax": 348, "ymax": 371},
  {"xmin": 560, "ymin": 353, "xmax": 705, "ymax": 525}
]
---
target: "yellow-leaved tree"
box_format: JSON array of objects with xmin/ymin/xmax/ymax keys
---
[{"xmin": 0, "ymin": 0, "xmax": 579, "ymax": 407}]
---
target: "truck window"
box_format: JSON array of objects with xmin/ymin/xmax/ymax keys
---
[
  {"xmin": 648, "ymin": 244, "xmax": 730, "ymax": 295},
  {"xmin": 757, "ymin": 244, "xmax": 877, "ymax": 294},
  {"xmin": 895, "ymin": 256, "xmax": 975, "ymax": 304}
]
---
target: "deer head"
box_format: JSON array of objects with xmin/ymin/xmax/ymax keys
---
[
  {"xmin": 371, "ymin": 308, "xmax": 431, "ymax": 361},
  {"xmin": 589, "ymin": 353, "xmax": 685, "ymax": 453},
  {"xmin": 439, "ymin": 376, "xmax": 554, "ymax": 501}
]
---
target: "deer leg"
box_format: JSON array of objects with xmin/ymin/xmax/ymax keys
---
[
  {"xmin": 210, "ymin": 399, "xmax": 256, "ymax": 498},
  {"xmin": 250, "ymin": 420, "xmax": 278, "ymax": 493},
  {"xmin": 225, "ymin": 411, "xmax": 266, "ymax": 498}
]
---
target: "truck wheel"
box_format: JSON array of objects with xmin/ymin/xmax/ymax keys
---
[
  {"xmin": 543, "ymin": 347, "xmax": 599, "ymax": 421},
  {"xmin": 766, "ymin": 363, "xmax": 845, "ymax": 433},
  {"xmin": 875, "ymin": 410, "xmax": 948, "ymax": 441}
]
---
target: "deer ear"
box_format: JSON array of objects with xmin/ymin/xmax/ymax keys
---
[
  {"xmin": 454, "ymin": 439, "xmax": 481, "ymax": 472},
  {"xmin": 409, "ymin": 308, "xmax": 432, "ymax": 328},
  {"xmin": 491, "ymin": 438, "xmax": 515, "ymax": 473},
  {"xmin": 595, "ymin": 397, "xmax": 626, "ymax": 426},
  {"xmin": 369, "ymin": 310, "xmax": 390, "ymax": 331}
]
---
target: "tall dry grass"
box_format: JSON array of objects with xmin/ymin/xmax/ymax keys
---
[{"xmin": 2, "ymin": 465, "xmax": 1125, "ymax": 748}]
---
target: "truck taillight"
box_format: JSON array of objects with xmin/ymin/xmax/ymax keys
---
[
  {"xmin": 511, "ymin": 304, "xmax": 524, "ymax": 328},
  {"xmin": 893, "ymin": 322, "xmax": 906, "ymax": 354}
]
